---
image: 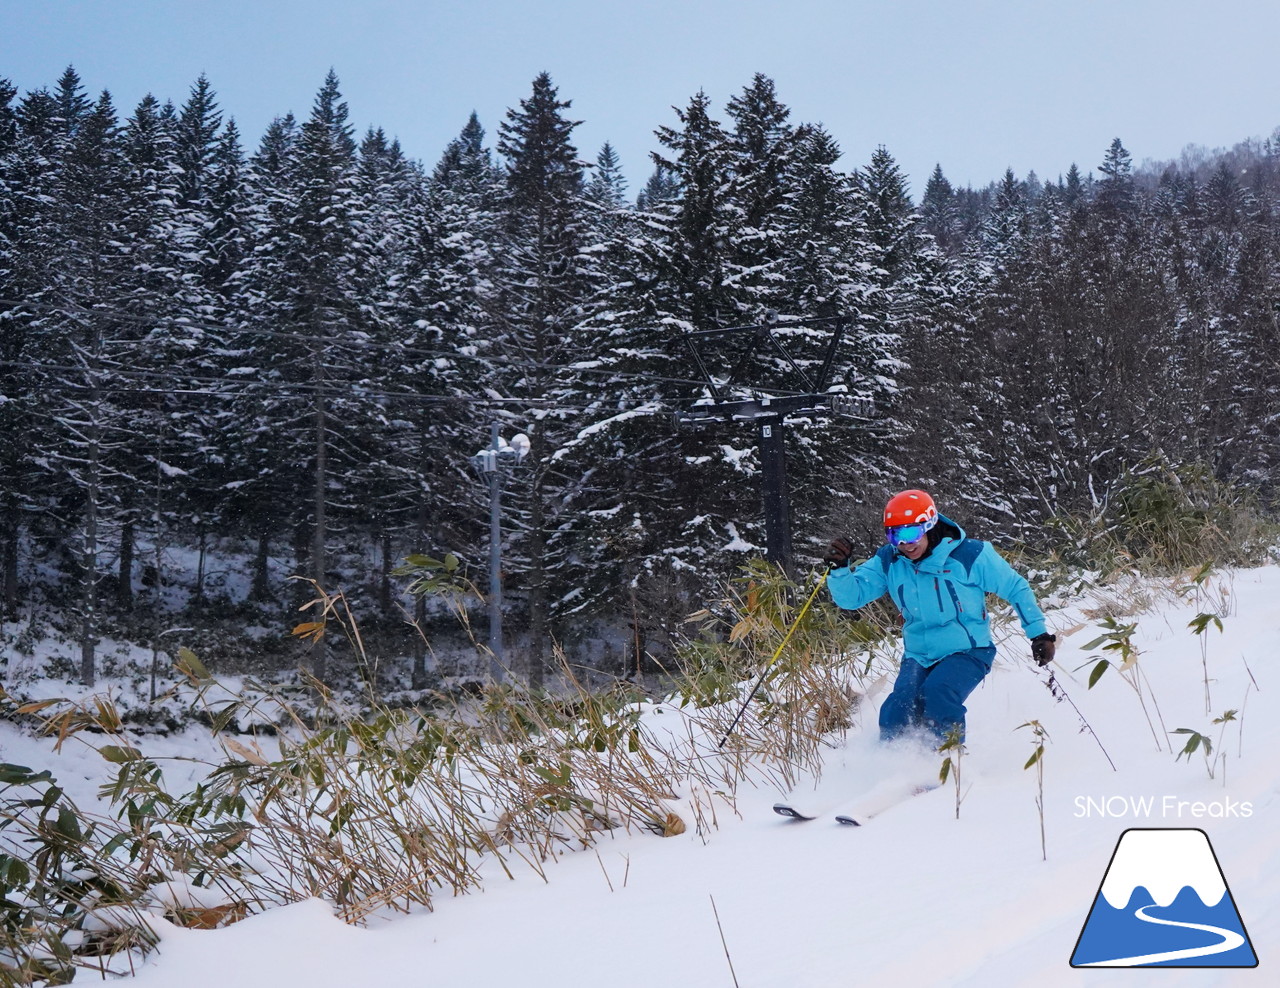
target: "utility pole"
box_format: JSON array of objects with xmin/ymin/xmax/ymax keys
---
[
  {"xmin": 471, "ymin": 423, "xmax": 530, "ymax": 682},
  {"xmin": 486, "ymin": 424, "xmax": 503, "ymax": 674}
]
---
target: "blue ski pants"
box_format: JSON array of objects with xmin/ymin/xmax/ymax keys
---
[{"xmin": 878, "ymin": 646, "xmax": 996, "ymax": 744}]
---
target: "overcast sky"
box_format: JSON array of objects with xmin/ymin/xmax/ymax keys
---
[{"xmin": 5, "ymin": 0, "xmax": 1279, "ymax": 197}]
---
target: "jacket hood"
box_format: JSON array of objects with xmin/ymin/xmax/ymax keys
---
[
  {"xmin": 934, "ymin": 513, "xmax": 966, "ymax": 544},
  {"xmin": 914, "ymin": 513, "xmax": 966, "ymax": 565}
]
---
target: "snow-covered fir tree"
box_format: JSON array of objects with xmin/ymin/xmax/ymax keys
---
[
  {"xmin": 920, "ymin": 163, "xmax": 961, "ymax": 255},
  {"xmin": 34, "ymin": 78, "xmax": 136, "ymax": 684},
  {"xmin": 3, "ymin": 64, "xmax": 1280, "ymax": 687},
  {"xmin": 488, "ymin": 72, "xmax": 600, "ymax": 685},
  {"xmin": 226, "ymin": 72, "xmax": 383, "ymax": 680}
]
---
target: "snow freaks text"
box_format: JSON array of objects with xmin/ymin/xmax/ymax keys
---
[{"xmin": 1073, "ymin": 795, "xmax": 1254, "ymax": 819}]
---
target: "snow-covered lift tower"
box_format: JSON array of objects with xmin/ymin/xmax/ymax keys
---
[{"xmin": 674, "ymin": 312, "xmax": 873, "ymax": 573}]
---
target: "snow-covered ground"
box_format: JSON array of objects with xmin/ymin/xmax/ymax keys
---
[{"xmin": 4, "ymin": 564, "xmax": 1277, "ymax": 986}]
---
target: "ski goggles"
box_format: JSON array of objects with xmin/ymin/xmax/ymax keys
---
[{"xmin": 885, "ymin": 523, "xmax": 928, "ymax": 546}]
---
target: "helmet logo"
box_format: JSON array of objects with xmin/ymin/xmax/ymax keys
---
[{"xmin": 884, "ymin": 490, "xmax": 938, "ymax": 532}]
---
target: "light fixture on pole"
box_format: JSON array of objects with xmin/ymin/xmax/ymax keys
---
[{"xmin": 470, "ymin": 423, "xmax": 530, "ymax": 682}]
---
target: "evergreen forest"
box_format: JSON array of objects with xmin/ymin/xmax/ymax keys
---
[{"xmin": 2, "ymin": 67, "xmax": 1278, "ymax": 688}]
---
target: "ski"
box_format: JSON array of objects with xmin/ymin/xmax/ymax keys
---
[
  {"xmin": 773, "ymin": 802, "xmax": 820, "ymax": 821},
  {"xmin": 774, "ymin": 775, "xmax": 940, "ymax": 825},
  {"xmin": 834, "ymin": 782, "xmax": 939, "ymax": 826}
]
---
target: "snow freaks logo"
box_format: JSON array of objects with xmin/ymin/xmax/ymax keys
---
[
  {"xmin": 1073, "ymin": 794, "xmax": 1253, "ymax": 819},
  {"xmin": 1070, "ymin": 829, "xmax": 1258, "ymax": 968}
]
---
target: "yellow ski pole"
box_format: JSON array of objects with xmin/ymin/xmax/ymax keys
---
[{"xmin": 717, "ymin": 570, "xmax": 829, "ymax": 749}]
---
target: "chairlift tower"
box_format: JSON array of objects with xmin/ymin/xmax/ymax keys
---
[{"xmin": 674, "ymin": 312, "xmax": 874, "ymax": 574}]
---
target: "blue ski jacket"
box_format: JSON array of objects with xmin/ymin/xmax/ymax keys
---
[{"xmin": 827, "ymin": 514, "xmax": 1047, "ymax": 667}]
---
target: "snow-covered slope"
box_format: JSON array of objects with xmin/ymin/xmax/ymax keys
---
[{"xmin": 6, "ymin": 565, "xmax": 1278, "ymax": 986}]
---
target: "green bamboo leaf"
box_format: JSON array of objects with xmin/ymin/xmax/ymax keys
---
[
  {"xmin": 101, "ymin": 832, "xmax": 135, "ymax": 856},
  {"xmin": 1174, "ymin": 729, "xmax": 1205, "ymax": 761},
  {"xmin": 98, "ymin": 745, "xmax": 143, "ymax": 764},
  {"xmin": 1187, "ymin": 612, "xmax": 1222, "ymax": 635},
  {"xmin": 0, "ymin": 854, "xmax": 30, "ymax": 888},
  {"xmin": 1087, "ymin": 659, "xmax": 1109, "ymax": 689},
  {"xmin": 210, "ymin": 703, "xmax": 240, "ymax": 734},
  {"xmin": 175, "ymin": 646, "xmax": 212, "ymax": 683},
  {"xmin": 0, "ymin": 763, "xmax": 53, "ymax": 786},
  {"xmin": 55, "ymin": 807, "xmax": 84, "ymax": 842}
]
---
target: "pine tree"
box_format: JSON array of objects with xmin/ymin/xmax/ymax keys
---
[
  {"xmin": 1097, "ymin": 138, "xmax": 1135, "ymax": 218},
  {"xmin": 563, "ymin": 87, "xmax": 820, "ymax": 639},
  {"xmin": 722, "ymin": 74, "xmax": 805, "ymax": 327},
  {"xmin": 725, "ymin": 74, "xmax": 798, "ymax": 226},
  {"xmin": 1063, "ymin": 163, "xmax": 1085, "ymax": 207},
  {"xmin": 111, "ymin": 92, "xmax": 195, "ymax": 615},
  {"xmin": 856, "ymin": 146, "xmax": 919, "ymax": 285},
  {"xmin": 53, "ymin": 66, "xmax": 91, "ymax": 135},
  {"xmin": 1205, "ymin": 161, "xmax": 1246, "ymax": 232},
  {"xmin": 585, "ymin": 140, "xmax": 628, "ymax": 211},
  {"xmin": 280, "ymin": 71, "xmax": 365, "ymax": 645},
  {"xmin": 227, "ymin": 73, "xmax": 374, "ymax": 680},
  {"xmin": 220, "ymin": 113, "xmax": 300, "ymax": 605},
  {"xmin": 36, "ymin": 85, "xmax": 132, "ymax": 683},
  {"xmin": 1, "ymin": 85, "xmax": 65, "ymax": 616},
  {"xmin": 174, "ymin": 75, "xmax": 222, "ymax": 216},
  {"xmin": 850, "ymin": 145, "xmax": 927, "ymax": 452},
  {"xmin": 635, "ymin": 164, "xmax": 676, "ymax": 209},
  {"xmin": 921, "ymin": 164, "xmax": 961, "ymax": 254},
  {"xmin": 432, "ymin": 111, "xmax": 493, "ymax": 190},
  {"xmin": 488, "ymin": 72, "xmax": 597, "ymax": 685},
  {"xmin": 774, "ymin": 123, "xmax": 900, "ymax": 548},
  {"xmin": 0, "ymin": 76, "xmax": 30, "ymax": 615},
  {"xmin": 206, "ymin": 118, "xmax": 247, "ymax": 302},
  {"xmin": 386, "ymin": 130, "xmax": 495, "ymax": 685},
  {"xmin": 649, "ymin": 90, "xmax": 738, "ymax": 327},
  {"xmin": 979, "ymin": 168, "xmax": 1030, "ymax": 275},
  {"xmin": 349, "ymin": 126, "xmax": 431, "ymax": 623}
]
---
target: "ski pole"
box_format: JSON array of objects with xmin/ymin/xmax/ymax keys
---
[{"xmin": 717, "ymin": 570, "xmax": 830, "ymax": 749}]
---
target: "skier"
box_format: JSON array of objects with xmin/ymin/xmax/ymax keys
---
[{"xmin": 824, "ymin": 489, "xmax": 1055, "ymax": 745}]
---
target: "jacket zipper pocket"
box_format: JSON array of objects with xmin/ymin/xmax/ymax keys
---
[{"xmin": 944, "ymin": 581, "xmax": 977, "ymax": 647}]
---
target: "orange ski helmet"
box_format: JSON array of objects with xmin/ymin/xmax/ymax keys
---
[{"xmin": 883, "ymin": 489, "xmax": 938, "ymax": 531}]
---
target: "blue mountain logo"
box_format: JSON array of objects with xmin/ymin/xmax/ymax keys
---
[{"xmin": 1071, "ymin": 828, "xmax": 1257, "ymax": 968}]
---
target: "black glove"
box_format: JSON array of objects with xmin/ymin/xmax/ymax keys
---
[
  {"xmin": 1031, "ymin": 633, "xmax": 1056, "ymax": 666},
  {"xmin": 824, "ymin": 536, "xmax": 855, "ymax": 570}
]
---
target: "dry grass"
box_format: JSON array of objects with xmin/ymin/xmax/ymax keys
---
[
  {"xmin": 5, "ymin": 477, "xmax": 1274, "ymax": 983},
  {"xmin": 1, "ymin": 565, "xmax": 898, "ymax": 982}
]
